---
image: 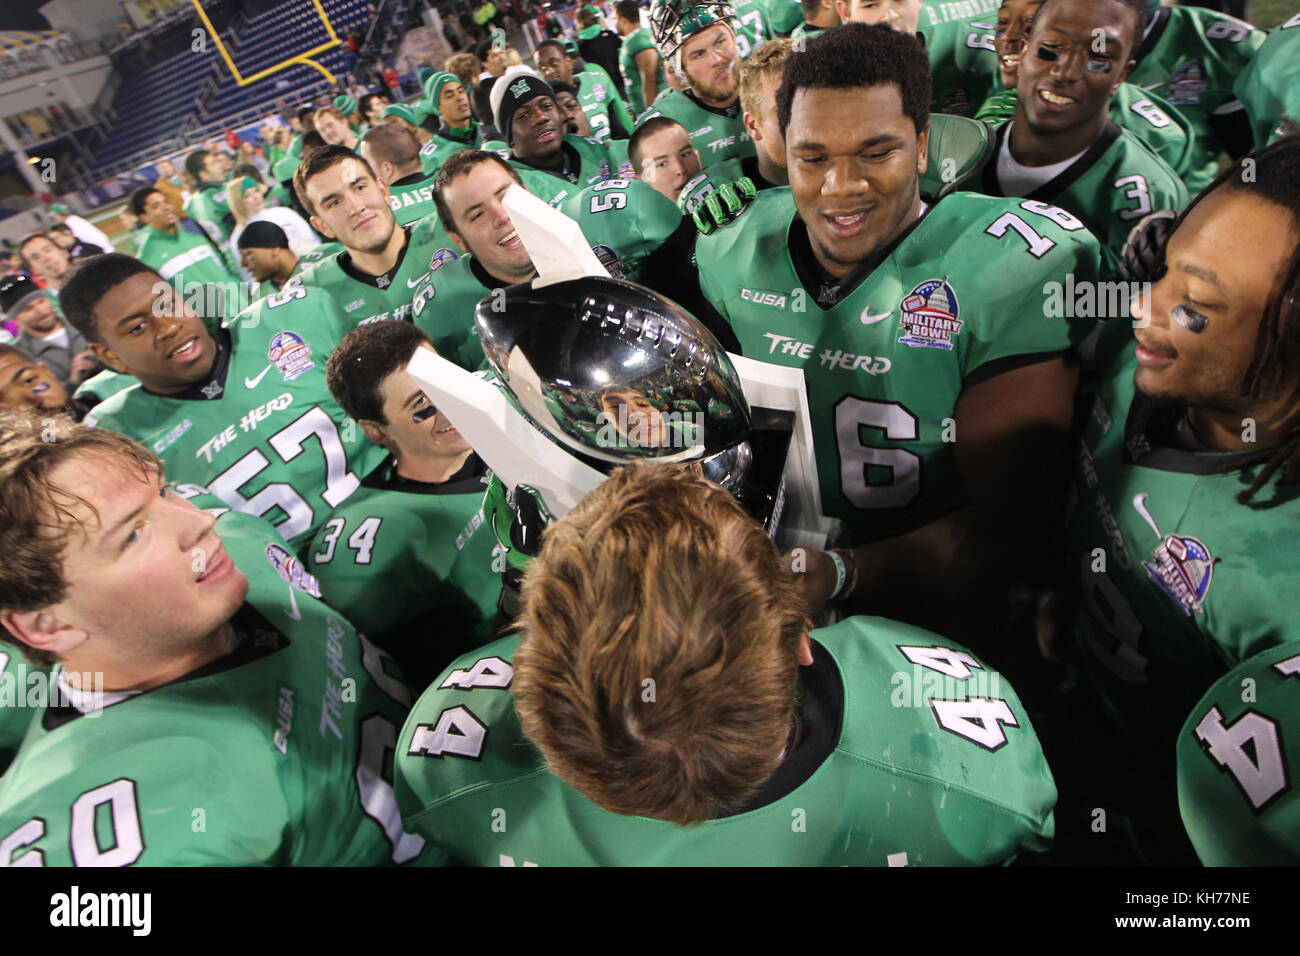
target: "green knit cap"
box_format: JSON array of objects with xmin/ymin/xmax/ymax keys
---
[
  {"xmin": 333, "ymin": 94, "xmax": 357, "ymax": 116},
  {"xmin": 422, "ymin": 71, "xmax": 459, "ymax": 114},
  {"xmin": 382, "ymin": 102, "xmax": 418, "ymax": 124}
]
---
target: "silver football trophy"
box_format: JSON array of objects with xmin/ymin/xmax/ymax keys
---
[{"xmin": 406, "ymin": 184, "xmax": 835, "ymax": 550}]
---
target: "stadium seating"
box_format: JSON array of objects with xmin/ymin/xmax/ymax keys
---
[{"xmin": 88, "ymin": 0, "xmax": 371, "ymax": 178}]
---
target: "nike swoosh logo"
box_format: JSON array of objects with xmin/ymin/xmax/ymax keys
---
[
  {"xmin": 861, "ymin": 310, "xmax": 893, "ymax": 325},
  {"xmin": 406, "ymin": 275, "xmax": 426, "ymax": 289},
  {"xmin": 1132, "ymin": 493, "xmax": 1162, "ymax": 539},
  {"xmin": 245, "ymin": 364, "xmax": 272, "ymax": 389}
]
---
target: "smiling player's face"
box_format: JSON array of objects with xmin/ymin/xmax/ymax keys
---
[
  {"xmin": 1130, "ymin": 188, "xmax": 1300, "ymax": 415},
  {"xmin": 33, "ymin": 456, "xmax": 248, "ymax": 671},
  {"xmin": 786, "ymin": 84, "xmax": 927, "ymax": 281},
  {"xmin": 305, "ymin": 158, "xmax": 397, "ymax": 255},
  {"xmin": 90, "ymin": 272, "xmax": 217, "ymax": 394}
]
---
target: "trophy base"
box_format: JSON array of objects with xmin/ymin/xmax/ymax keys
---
[{"xmin": 736, "ymin": 405, "xmax": 794, "ymax": 540}]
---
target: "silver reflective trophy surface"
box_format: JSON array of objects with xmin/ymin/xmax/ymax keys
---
[
  {"xmin": 475, "ymin": 276, "xmax": 754, "ymax": 495},
  {"xmin": 405, "ymin": 184, "xmax": 836, "ymax": 549}
]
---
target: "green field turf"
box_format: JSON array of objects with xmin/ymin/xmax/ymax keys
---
[{"xmin": 1250, "ymin": 0, "xmax": 1296, "ymax": 30}]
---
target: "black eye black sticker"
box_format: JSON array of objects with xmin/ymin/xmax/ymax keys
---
[
  {"xmin": 412, "ymin": 404, "xmax": 439, "ymax": 423},
  {"xmin": 1172, "ymin": 304, "xmax": 1209, "ymax": 334}
]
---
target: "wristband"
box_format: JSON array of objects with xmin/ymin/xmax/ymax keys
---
[
  {"xmin": 826, "ymin": 549, "xmax": 847, "ymax": 600},
  {"xmin": 831, "ymin": 548, "xmax": 858, "ymax": 601}
]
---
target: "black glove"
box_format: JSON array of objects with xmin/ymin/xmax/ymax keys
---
[{"xmin": 1120, "ymin": 209, "xmax": 1179, "ymax": 284}]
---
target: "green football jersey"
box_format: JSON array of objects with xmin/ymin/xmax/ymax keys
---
[
  {"xmin": 604, "ymin": 138, "xmax": 637, "ymax": 179},
  {"xmin": 84, "ymin": 286, "xmax": 388, "ymax": 550},
  {"xmin": 619, "ymin": 26, "xmax": 666, "ymax": 116},
  {"xmin": 576, "ymin": 65, "xmax": 635, "ymax": 144},
  {"xmin": 387, "ymin": 171, "xmax": 440, "ymax": 225},
  {"xmin": 410, "ymin": 254, "xmax": 497, "ymax": 370},
  {"xmin": 976, "ymin": 85, "xmax": 1217, "ymax": 194},
  {"xmin": 558, "ymin": 177, "xmax": 684, "ymax": 283},
  {"xmin": 0, "ymin": 510, "xmax": 429, "ymax": 866},
  {"xmin": 249, "ymin": 246, "xmax": 337, "ymax": 302},
  {"xmin": 72, "ymin": 368, "xmax": 134, "ymax": 406},
  {"xmin": 764, "ymin": 0, "xmax": 803, "ymax": 36},
  {"xmin": 413, "ymin": 178, "xmax": 683, "ymax": 368},
  {"xmin": 637, "ymin": 88, "xmax": 755, "ymax": 165},
  {"xmin": 183, "ymin": 182, "xmax": 235, "ymax": 244},
  {"xmin": 509, "ymin": 136, "xmax": 616, "ymax": 206},
  {"xmin": 1064, "ymin": 322, "xmax": 1300, "ymax": 753},
  {"xmin": 299, "ymin": 218, "xmax": 462, "ymax": 328},
  {"xmin": 394, "ymin": 614, "xmax": 1056, "ymax": 866},
  {"xmin": 696, "ymin": 188, "xmax": 1101, "ymax": 542},
  {"xmin": 731, "ymin": 0, "xmax": 772, "ymax": 58},
  {"xmin": 306, "ymin": 455, "xmax": 503, "ymax": 689},
  {"xmin": 0, "ymin": 650, "xmax": 28, "ymax": 775},
  {"xmin": 418, "ymin": 123, "xmax": 509, "ymax": 176},
  {"xmin": 918, "ymin": 3, "xmax": 1000, "ymax": 117},
  {"xmin": 1234, "ymin": 14, "xmax": 1300, "ymax": 150},
  {"xmin": 135, "ymin": 224, "xmax": 240, "ymax": 292},
  {"xmin": 789, "ymin": 22, "xmax": 826, "ymax": 43},
  {"xmin": 1178, "ymin": 640, "xmax": 1300, "ymax": 867},
  {"xmin": 1128, "ymin": 4, "xmax": 1265, "ymax": 158},
  {"xmin": 976, "ymin": 121, "xmax": 1189, "ymax": 279}
]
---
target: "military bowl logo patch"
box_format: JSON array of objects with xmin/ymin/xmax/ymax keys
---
[
  {"xmin": 429, "ymin": 246, "xmax": 458, "ymax": 272},
  {"xmin": 268, "ymin": 331, "xmax": 315, "ymax": 381},
  {"xmin": 265, "ymin": 543, "xmax": 323, "ymax": 597},
  {"xmin": 1166, "ymin": 60, "xmax": 1208, "ymax": 106},
  {"xmin": 591, "ymin": 243, "xmax": 626, "ymax": 279},
  {"xmin": 1142, "ymin": 534, "xmax": 1214, "ymax": 615},
  {"xmin": 898, "ymin": 279, "xmax": 963, "ymax": 350}
]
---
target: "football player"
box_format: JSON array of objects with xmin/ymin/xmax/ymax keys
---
[
  {"xmin": 1178, "ymin": 640, "xmax": 1300, "ymax": 866},
  {"xmin": 294, "ymin": 145, "xmax": 464, "ymax": 328},
  {"xmin": 694, "ymin": 23, "xmax": 1103, "ymax": 641},
  {"xmin": 632, "ymin": 117, "xmax": 705, "ymax": 202},
  {"xmin": 416, "ymin": 150, "xmax": 688, "ymax": 368},
  {"xmin": 638, "ymin": 1, "xmax": 756, "ymax": 165},
  {"xmin": 982, "ymin": 0, "xmax": 1215, "ymax": 193},
  {"xmin": 1233, "ymin": 13, "xmax": 1300, "ymax": 150},
  {"xmin": 791, "ymin": 0, "xmax": 839, "ymax": 41},
  {"xmin": 492, "ymin": 71, "xmax": 616, "ymax": 206},
  {"xmin": 1127, "ymin": 0, "xmax": 1264, "ymax": 161},
  {"xmin": 417, "ymin": 72, "xmax": 507, "ymax": 177},
  {"xmin": 130, "ymin": 186, "xmax": 241, "ymax": 295},
  {"xmin": 535, "ymin": 39, "xmax": 635, "ymax": 144},
  {"xmin": 63, "ymin": 254, "xmax": 386, "ymax": 550},
  {"xmin": 182, "ymin": 148, "xmax": 235, "ymax": 243},
  {"xmin": 237, "ymin": 221, "xmax": 312, "ymax": 301},
  {"xmin": 1061, "ymin": 134, "xmax": 1300, "ymax": 864},
  {"xmin": 314, "ymin": 105, "xmax": 361, "ymax": 152},
  {"xmin": 0, "ymin": 415, "xmax": 427, "ymax": 865},
  {"xmin": 837, "ymin": 0, "xmax": 1000, "ymax": 117},
  {"xmin": 675, "ymin": 37, "xmax": 792, "ymax": 215},
  {"xmin": 395, "ymin": 461, "xmax": 1058, "ymax": 865},
  {"xmin": 307, "ymin": 321, "xmax": 503, "ymax": 688},
  {"xmin": 615, "ymin": 0, "xmax": 667, "ymax": 116},
  {"xmin": 967, "ymin": 0, "xmax": 1189, "ymax": 278},
  {"xmin": 0, "ymin": 344, "xmax": 83, "ymax": 417},
  {"xmin": 361, "ymin": 123, "xmax": 442, "ymax": 225}
]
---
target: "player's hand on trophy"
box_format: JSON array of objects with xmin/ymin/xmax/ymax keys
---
[
  {"xmin": 783, "ymin": 546, "xmax": 839, "ymax": 619},
  {"xmin": 692, "ymin": 177, "xmax": 758, "ymax": 235},
  {"xmin": 1120, "ymin": 209, "xmax": 1178, "ymax": 285}
]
